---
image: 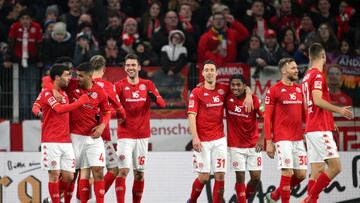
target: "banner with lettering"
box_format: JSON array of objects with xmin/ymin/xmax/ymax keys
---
[
  {"xmin": 1, "ymin": 152, "xmax": 360, "ymax": 202},
  {"xmin": 103, "ymin": 66, "xmax": 189, "ymax": 118},
  {"xmin": 198, "ymin": 63, "xmax": 251, "ymax": 86},
  {"xmin": 326, "ymin": 53, "xmax": 360, "ymax": 107}
]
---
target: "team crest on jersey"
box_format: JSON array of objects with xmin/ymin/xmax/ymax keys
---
[
  {"xmin": 296, "ymin": 87, "xmax": 301, "ymax": 93},
  {"xmin": 232, "ymin": 161, "xmax": 239, "ymax": 167},
  {"xmin": 90, "ymin": 92, "xmax": 98, "ymax": 99},
  {"xmin": 218, "ymin": 89, "xmax": 224, "ymax": 95},
  {"xmin": 314, "ymin": 81, "xmax": 322, "ymax": 89},
  {"xmin": 119, "ymin": 154, "xmax": 125, "ymax": 161},
  {"xmin": 139, "ymin": 84, "xmax": 146, "ymax": 90}
]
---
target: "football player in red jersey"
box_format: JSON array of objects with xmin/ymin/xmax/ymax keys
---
[
  {"xmin": 187, "ymin": 60, "xmax": 253, "ymax": 203},
  {"xmin": 301, "ymin": 44, "xmax": 353, "ymax": 203},
  {"xmin": 32, "ymin": 64, "xmax": 89, "ymax": 203},
  {"xmin": 264, "ymin": 58, "xmax": 307, "ymax": 203},
  {"xmin": 226, "ymin": 74, "xmax": 263, "ymax": 203},
  {"xmin": 114, "ymin": 54, "xmax": 165, "ymax": 203},
  {"xmin": 43, "ymin": 62, "xmax": 112, "ymax": 203},
  {"xmin": 87, "ymin": 55, "xmax": 126, "ymax": 202}
]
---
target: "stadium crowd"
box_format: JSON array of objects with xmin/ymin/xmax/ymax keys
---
[{"xmin": 0, "ymin": 0, "xmax": 359, "ymax": 120}]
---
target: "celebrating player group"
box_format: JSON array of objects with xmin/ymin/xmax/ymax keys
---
[{"xmin": 33, "ymin": 42, "xmax": 354, "ymax": 203}]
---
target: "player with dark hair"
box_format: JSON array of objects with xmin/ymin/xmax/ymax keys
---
[
  {"xmin": 32, "ymin": 64, "xmax": 89, "ymax": 203},
  {"xmin": 43, "ymin": 62, "xmax": 112, "ymax": 203},
  {"xmin": 226, "ymin": 74, "xmax": 263, "ymax": 203},
  {"xmin": 264, "ymin": 58, "xmax": 307, "ymax": 203},
  {"xmin": 114, "ymin": 54, "xmax": 166, "ymax": 203},
  {"xmin": 301, "ymin": 43, "xmax": 353, "ymax": 203}
]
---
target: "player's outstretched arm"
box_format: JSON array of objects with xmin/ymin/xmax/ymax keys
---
[
  {"xmin": 188, "ymin": 113, "xmax": 202, "ymax": 152},
  {"xmin": 52, "ymin": 94, "xmax": 89, "ymax": 114},
  {"xmin": 312, "ymin": 90, "xmax": 354, "ymax": 119}
]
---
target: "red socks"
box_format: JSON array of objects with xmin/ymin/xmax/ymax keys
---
[
  {"xmin": 213, "ymin": 180, "xmax": 224, "ymax": 203},
  {"xmin": 115, "ymin": 177, "xmax": 126, "ymax": 203},
  {"xmin": 94, "ymin": 180, "xmax": 105, "ymax": 203},
  {"xmin": 79, "ymin": 179, "xmax": 90, "ymax": 203},
  {"xmin": 48, "ymin": 182, "xmax": 60, "ymax": 203},
  {"xmin": 309, "ymin": 172, "xmax": 331, "ymax": 200},
  {"xmin": 235, "ymin": 183, "xmax": 246, "ymax": 203},
  {"xmin": 189, "ymin": 178, "xmax": 205, "ymax": 203},
  {"xmin": 245, "ymin": 183, "xmax": 256, "ymax": 199},
  {"xmin": 279, "ymin": 175, "xmax": 291, "ymax": 203},
  {"xmin": 133, "ymin": 179, "xmax": 144, "ymax": 203},
  {"xmin": 64, "ymin": 182, "xmax": 75, "ymax": 203},
  {"xmin": 104, "ymin": 172, "xmax": 116, "ymax": 193}
]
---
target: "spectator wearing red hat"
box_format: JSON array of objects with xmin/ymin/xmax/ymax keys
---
[
  {"xmin": 249, "ymin": 29, "xmax": 290, "ymax": 78},
  {"xmin": 197, "ymin": 11, "xmax": 249, "ymax": 66},
  {"xmin": 269, "ymin": 0, "xmax": 300, "ymax": 33}
]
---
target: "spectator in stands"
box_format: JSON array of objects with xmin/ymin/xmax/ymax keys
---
[
  {"xmin": 6, "ymin": 9, "xmax": 43, "ymax": 119},
  {"xmin": 178, "ymin": 2, "xmax": 201, "ymax": 41},
  {"xmin": 106, "ymin": 0, "xmax": 127, "ymax": 22},
  {"xmin": 238, "ymin": 35, "xmax": 263, "ymax": 63},
  {"xmin": 43, "ymin": 5, "xmax": 59, "ymax": 26},
  {"xmin": 338, "ymin": 38, "xmax": 357, "ymax": 56},
  {"xmin": 120, "ymin": 17, "xmax": 139, "ymax": 55},
  {"xmin": 311, "ymin": 0, "xmax": 337, "ymax": 29},
  {"xmin": 296, "ymin": 13, "xmax": 315, "ymax": 44},
  {"xmin": 102, "ymin": 11, "xmax": 123, "ymax": 46},
  {"xmin": 80, "ymin": 0, "xmax": 107, "ymax": 37},
  {"xmin": 280, "ymin": 27, "xmax": 298, "ymax": 56},
  {"xmin": 77, "ymin": 22, "xmax": 99, "ymax": 51},
  {"xmin": 336, "ymin": 1, "xmax": 356, "ymax": 40},
  {"xmin": 197, "ymin": 11, "xmax": 249, "ymax": 65},
  {"xmin": 42, "ymin": 20, "xmax": 56, "ymax": 40},
  {"xmin": 0, "ymin": 0, "xmax": 12, "ymax": 41},
  {"xmin": 6, "ymin": 0, "xmax": 28, "ymax": 25},
  {"xmin": 306, "ymin": 22, "xmax": 338, "ymax": 52},
  {"xmin": 73, "ymin": 32, "xmax": 99, "ymax": 66},
  {"xmin": 161, "ymin": 30, "xmax": 188, "ymax": 76},
  {"xmin": 248, "ymin": 29, "xmax": 289, "ymax": 78},
  {"xmin": 103, "ymin": 37, "xmax": 123, "ymax": 66},
  {"xmin": 269, "ymin": 0, "xmax": 300, "ymax": 33},
  {"xmin": 327, "ymin": 65, "xmax": 352, "ymax": 106},
  {"xmin": 242, "ymin": 0, "xmax": 270, "ymax": 41},
  {"xmin": 133, "ymin": 39, "xmax": 159, "ymax": 67},
  {"xmin": 59, "ymin": 0, "xmax": 81, "ymax": 36},
  {"xmin": 139, "ymin": 0, "xmax": 162, "ymax": 41},
  {"xmin": 43, "ymin": 22, "xmax": 74, "ymax": 68}
]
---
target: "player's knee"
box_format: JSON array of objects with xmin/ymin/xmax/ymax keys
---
[
  {"xmin": 235, "ymin": 172, "xmax": 245, "ymax": 183},
  {"xmin": 295, "ymin": 172, "xmax": 306, "ymax": 181},
  {"xmin": 48, "ymin": 170, "xmax": 61, "ymax": 181},
  {"xmin": 214, "ymin": 172, "xmax": 225, "ymax": 181},
  {"xmin": 198, "ymin": 174, "xmax": 210, "ymax": 184},
  {"xmin": 62, "ymin": 173, "xmax": 74, "ymax": 183},
  {"xmin": 108, "ymin": 167, "xmax": 119, "ymax": 177},
  {"xmin": 91, "ymin": 167, "xmax": 104, "ymax": 180},
  {"xmin": 330, "ymin": 163, "xmax": 342, "ymax": 176},
  {"xmin": 251, "ymin": 173, "xmax": 261, "ymax": 183},
  {"xmin": 134, "ymin": 171, "xmax": 144, "ymax": 181},
  {"xmin": 118, "ymin": 168, "xmax": 129, "ymax": 177}
]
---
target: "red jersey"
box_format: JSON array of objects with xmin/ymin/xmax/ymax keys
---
[
  {"xmin": 33, "ymin": 88, "xmax": 71, "ymax": 143},
  {"xmin": 94, "ymin": 78, "xmax": 121, "ymax": 141},
  {"xmin": 265, "ymin": 81, "xmax": 304, "ymax": 142},
  {"xmin": 226, "ymin": 94, "xmax": 262, "ymax": 148},
  {"xmin": 114, "ymin": 78, "xmax": 165, "ymax": 139},
  {"xmin": 302, "ymin": 68, "xmax": 335, "ymax": 132},
  {"xmin": 187, "ymin": 84, "xmax": 228, "ymax": 142},
  {"xmin": 8, "ymin": 21, "xmax": 42, "ymax": 60},
  {"xmin": 66, "ymin": 80, "xmax": 111, "ymax": 136}
]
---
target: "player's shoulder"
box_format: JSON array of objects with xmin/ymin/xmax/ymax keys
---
[
  {"xmin": 114, "ymin": 78, "xmax": 128, "ymax": 86},
  {"xmin": 268, "ymin": 82, "xmax": 281, "ymax": 93}
]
